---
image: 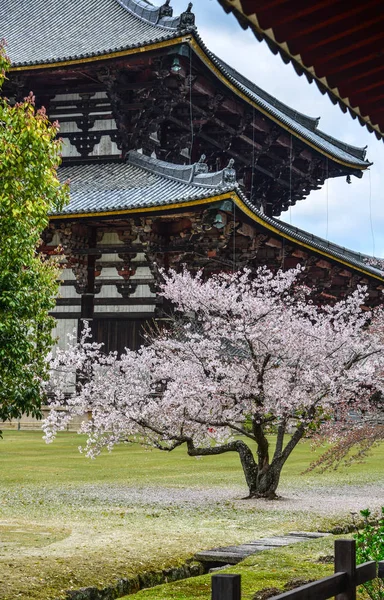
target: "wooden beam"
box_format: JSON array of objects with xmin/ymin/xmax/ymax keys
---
[{"xmin": 56, "ymin": 298, "xmax": 161, "ymax": 306}]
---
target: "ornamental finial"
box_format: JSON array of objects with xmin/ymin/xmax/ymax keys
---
[
  {"xmin": 194, "ymin": 154, "xmax": 208, "ymax": 175},
  {"xmin": 159, "ymin": 0, "xmax": 173, "ymax": 18},
  {"xmin": 223, "ymin": 159, "xmax": 236, "ymax": 184},
  {"xmin": 179, "ymin": 2, "xmax": 195, "ymax": 28}
]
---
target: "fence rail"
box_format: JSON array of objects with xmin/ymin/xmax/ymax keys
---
[{"xmin": 211, "ymin": 539, "xmax": 384, "ymax": 600}]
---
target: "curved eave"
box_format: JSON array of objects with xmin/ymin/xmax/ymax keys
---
[
  {"xmin": 217, "ymin": 0, "xmax": 384, "ymax": 141},
  {"xmin": 50, "ymin": 191, "xmax": 384, "ymax": 283},
  {"xmin": 10, "ymin": 38, "xmax": 368, "ymax": 172}
]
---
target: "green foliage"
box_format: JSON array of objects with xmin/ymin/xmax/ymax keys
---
[
  {"xmin": 0, "ymin": 42, "xmax": 69, "ymax": 425},
  {"xmin": 353, "ymin": 508, "xmax": 384, "ymax": 600}
]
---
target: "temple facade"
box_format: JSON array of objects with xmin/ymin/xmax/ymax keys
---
[{"xmin": 2, "ymin": 0, "xmax": 383, "ymax": 353}]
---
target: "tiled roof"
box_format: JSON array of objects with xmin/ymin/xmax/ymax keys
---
[
  {"xmin": 56, "ymin": 151, "xmax": 237, "ymax": 215},
  {"xmin": 55, "ymin": 152, "xmax": 382, "ymax": 280},
  {"xmin": 258, "ymin": 213, "xmax": 384, "ymax": 280},
  {"xmin": 2, "ymin": 0, "xmax": 368, "ymax": 168},
  {"xmin": 2, "ymin": 0, "xmax": 194, "ymax": 68},
  {"xmin": 212, "ymin": 56, "xmax": 368, "ymax": 164}
]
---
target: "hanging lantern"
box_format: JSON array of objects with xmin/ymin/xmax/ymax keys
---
[
  {"xmin": 171, "ymin": 56, "xmax": 181, "ymax": 73},
  {"xmin": 213, "ymin": 213, "xmax": 226, "ymax": 229}
]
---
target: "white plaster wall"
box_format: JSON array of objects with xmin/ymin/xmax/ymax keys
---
[
  {"xmin": 51, "ymin": 305, "xmax": 80, "ymax": 314},
  {"xmin": 99, "ymin": 232, "xmax": 123, "ymax": 245},
  {"xmin": 52, "ymin": 318, "xmax": 78, "ymax": 350},
  {"xmin": 61, "ymin": 138, "xmax": 81, "ymax": 157},
  {"xmin": 51, "ymin": 93, "xmax": 118, "ymax": 158},
  {"xmin": 91, "ymin": 136, "xmax": 120, "ymax": 156}
]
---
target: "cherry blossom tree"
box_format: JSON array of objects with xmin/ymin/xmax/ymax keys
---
[{"xmin": 44, "ymin": 267, "xmax": 384, "ymax": 498}]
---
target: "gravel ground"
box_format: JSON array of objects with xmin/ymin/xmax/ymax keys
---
[
  {"xmin": 271, "ymin": 483, "xmax": 383, "ymax": 515},
  {"xmin": 2, "ymin": 480, "xmax": 381, "ymax": 516}
]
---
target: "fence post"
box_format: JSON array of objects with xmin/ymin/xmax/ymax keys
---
[
  {"xmin": 211, "ymin": 574, "xmax": 241, "ymax": 600},
  {"xmin": 335, "ymin": 539, "xmax": 356, "ymax": 600},
  {"xmin": 378, "ymin": 561, "xmax": 384, "ymax": 579}
]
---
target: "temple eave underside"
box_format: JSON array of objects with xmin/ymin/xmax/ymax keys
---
[{"xmin": 6, "ymin": 44, "xmax": 368, "ymax": 218}]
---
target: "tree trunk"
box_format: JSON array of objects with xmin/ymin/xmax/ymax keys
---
[
  {"xmin": 246, "ymin": 461, "xmax": 283, "ymax": 499},
  {"xmin": 186, "ymin": 438, "xmax": 283, "ymax": 499}
]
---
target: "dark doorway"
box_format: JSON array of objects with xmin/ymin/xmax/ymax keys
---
[{"xmin": 91, "ymin": 318, "xmax": 150, "ymax": 354}]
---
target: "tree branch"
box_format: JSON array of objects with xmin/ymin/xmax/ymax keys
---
[
  {"xmin": 189, "ymin": 415, "xmax": 256, "ymax": 442},
  {"xmin": 273, "ymin": 419, "xmax": 287, "ymax": 461},
  {"xmin": 252, "ymin": 421, "xmax": 270, "ymax": 471},
  {"xmin": 278, "ymin": 421, "xmax": 306, "ymax": 466},
  {"xmin": 186, "ymin": 438, "xmax": 258, "ymax": 494}
]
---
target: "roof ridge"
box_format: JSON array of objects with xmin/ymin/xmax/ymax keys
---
[
  {"xmin": 55, "ymin": 160, "xmax": 382, "ymax": 279},
  {"xmin": 116, "ymin": 0, "xmax": 196, "ymax": 30},
  {"xmin": 127, "ymin": 150, "xmax": 237, "ymax": 189}
]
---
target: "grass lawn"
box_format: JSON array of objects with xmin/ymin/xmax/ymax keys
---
[
  {"xmin": 0, "ymin": 431, "xmax": 383, "ymax": 600},
  {"xmin": 122, "ymin": 536, "xmax": 336, "ymax": 600}
]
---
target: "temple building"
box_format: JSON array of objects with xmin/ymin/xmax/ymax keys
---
[{"xmin": 2, "ymin": 0, "xmax": 383, "ymax": 353}]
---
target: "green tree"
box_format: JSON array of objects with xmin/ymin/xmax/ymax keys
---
[{"xmin": 0, "ymin": 42, "xmax": 69, "ymax": 427}]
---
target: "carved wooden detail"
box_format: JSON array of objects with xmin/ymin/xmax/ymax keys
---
[{"xmin": 52, "ymin": 223, "xmax": 93, "ymax": 294}]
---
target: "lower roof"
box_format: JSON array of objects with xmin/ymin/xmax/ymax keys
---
[
  {"xmin": 54, "ymin": 152, "xmax": 383, "ymax": 282},
  {"xmin": 57, "ymin": 151, "xmax": 238, "ymax": 216}
]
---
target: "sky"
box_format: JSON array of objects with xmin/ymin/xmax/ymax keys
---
[{"xmin": 153, "ymin": 0, "xmax": 384, "ymax": 257}]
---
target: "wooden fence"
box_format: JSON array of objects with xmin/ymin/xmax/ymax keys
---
[{"xmin": 211, "ymin": 539, "xmax": 384, "ymax": 600}]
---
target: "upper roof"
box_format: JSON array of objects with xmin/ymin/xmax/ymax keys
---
[
  {"xmin": 54, "ymin": 151, "xmax": 383, "ymax": 281},
  {"xmin": 217, "ymin": 0, "xmax": 384, "ymax": 141},
  {"xmin": 2, "ymin": 0, "xmax": 193, "ymax": 67},
  {"xmin": 1, "ymin": 0, "xmax": 369, "ymax": 169},
  {"xmin": 212, "ymin": 56, "xmax": 368, "ymax": 164}
]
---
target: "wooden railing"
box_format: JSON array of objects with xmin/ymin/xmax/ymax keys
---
[{"xmin": 211, "ymin": 539, "xmax": 384, "ymax": 600}]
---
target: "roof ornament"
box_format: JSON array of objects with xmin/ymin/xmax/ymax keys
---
[
  {"xmin": 194, "ymin": 154, "xmax": 208, "ymax": 175},
  {"xmin": 159, "ymin": 0, "xmax": 173, "ymax": 18},
  {"xmin": 179, "ymin": 2, "xmax": 195, "ymax": 29},
  {"xmin": 223, "ymin": 158, "xmax": 236, "ymax": 184}
]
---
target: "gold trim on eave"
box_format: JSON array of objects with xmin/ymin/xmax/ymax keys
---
[
  {"xmin": 188, "ymin": 38, "xmax": 368, "ymax": 171},
  {"xmin": 10, "ymin": 36, "xmax": 367, "ymax": 171},
  {"xmin": 231, "ymin": 194, "xmax": 383, "ymax": 282},
  {"xmin": 9, "ymin": 37, "xmax": 190, "ymax": 71},
  {"xmin": 51, "ymin": 191, "xmax": 383, "ymax": 282},
  {"xmin": 50, "ymin": 193, "xmax": 231, "ymax": 219}
]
